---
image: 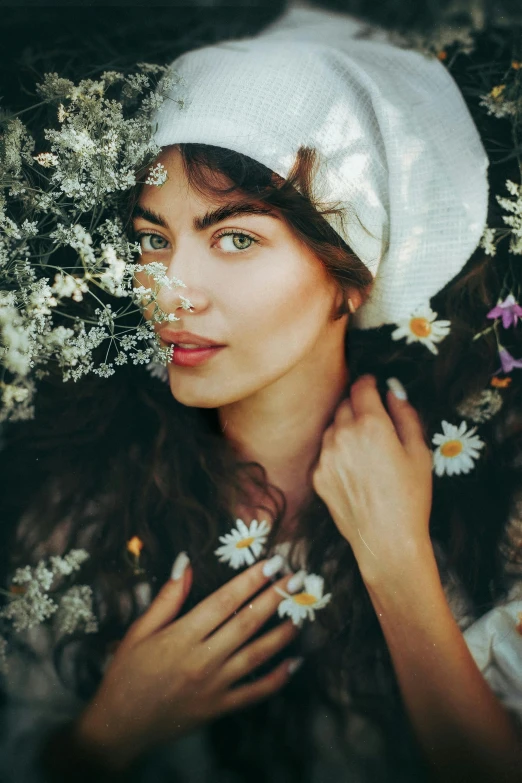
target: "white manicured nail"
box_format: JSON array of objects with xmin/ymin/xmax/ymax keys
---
[
  {"xmin": 386, "ymin": 377, "xmax": 408, "ymax": 401},
  {"xmin": 286, "ymin": 570, "xmax": 306, "ymax": 594},
  {"xmin": 262, "ymin": 554, "xmax": 284, "ymax": 577},
  {"xmin": 287, "ymin": 657, "xmax": 304, "ymax": 675},
  {"xmin": 171, "ymin": 551, "xmax": 190, "ymax": 581}
]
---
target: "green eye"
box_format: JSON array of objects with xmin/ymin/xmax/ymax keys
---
[
  {"xmin": 215, "ymin": 230, "xmax": 259, "ymax": 253},
  {"xmin": 138, "ymin": 233, "xmax": 169, "ymax": 252}
]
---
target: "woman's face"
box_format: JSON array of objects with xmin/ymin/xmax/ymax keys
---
[{"xmin": 133, "ymin": 145, "xmax": 350, "ymax": 409}]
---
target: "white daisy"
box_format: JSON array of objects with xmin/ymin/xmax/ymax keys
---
[
  {"xmin": 214, "ymin": 518, "xmax": 271, "ymax": 569},
  {"xmin": 391, "ymin": 304, "xmax": 451, "ymax": 355},
  {"xmin": 274, "ymin": 573, "xmax": 332, "ymax": 627},
  {"xmin": 432, "ymin": 420, "xmax": 485, "ymax": 477}
]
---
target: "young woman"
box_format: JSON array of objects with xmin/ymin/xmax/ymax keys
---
[{"xmin": 1, "ymin": 3, "xmax": 521, "ymax": 782}]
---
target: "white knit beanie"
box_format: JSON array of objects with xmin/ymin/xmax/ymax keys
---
[{"xmin": 153, "ymin": 0, "xmax": 489, "ymax": 329}]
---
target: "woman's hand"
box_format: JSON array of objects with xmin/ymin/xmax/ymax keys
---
[
  {"xmin": 311, "ymin": 374, "xmax": 433, "ymax": 584},
  {"xmin": 72, "ymin": 555, "xmax": 303, "ymax": 771}
]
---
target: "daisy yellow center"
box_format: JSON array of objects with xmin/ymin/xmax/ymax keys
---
[
  {"xmin": 236, "ymin": 536, "xmax": 255, "ymax": 549},
  {"xmin": 292, "ymin": 592, "xmax": 318, "ymax": 606},
  {"xmin": 440, "ymin": 439, "xmax": 463, "ymax": 458},
  {"xmin": 409, "ymin": 317, "xmax": 432, "ymax": 338}
]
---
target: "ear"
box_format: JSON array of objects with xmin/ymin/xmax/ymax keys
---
[{"xmin": 346, "ymin": 284, "xmax": 373, "ymax": 313}]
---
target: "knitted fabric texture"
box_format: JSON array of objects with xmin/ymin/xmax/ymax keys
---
[{"xmin": 153, "ymin": 1, "xmax": 489, "ymax": 329}]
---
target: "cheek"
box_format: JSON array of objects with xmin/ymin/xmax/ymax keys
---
[{"xmin": 228, "ymin": 260, "xmax": 335, "ymax": 355}]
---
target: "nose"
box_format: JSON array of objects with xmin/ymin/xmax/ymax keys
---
[{"xmin": 154, "ymin": 246, "xmax": 211, "ymax": 316}]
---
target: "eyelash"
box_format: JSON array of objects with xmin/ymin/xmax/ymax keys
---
[{"xmin": 134, "ymin": 229, "xmax": 260, "ymax": 254}]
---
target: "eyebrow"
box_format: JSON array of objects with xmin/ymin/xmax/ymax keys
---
[{"xmin": 132, "ymin": 202, "xmax": 281, "ymax": 232}]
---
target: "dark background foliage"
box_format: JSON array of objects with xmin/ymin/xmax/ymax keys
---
[{"xmin": 1, "ymin": 1, "xmax": 522, "ymax": 116}]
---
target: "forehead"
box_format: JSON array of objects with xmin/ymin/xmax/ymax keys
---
[{"xmin": 135, "ymin": 148, "xmax": 282, "ymax": 229}]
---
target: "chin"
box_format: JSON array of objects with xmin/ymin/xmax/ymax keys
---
[{"xmin": 167, "ymin": 377, "xmax": 226, "ymax": 409}]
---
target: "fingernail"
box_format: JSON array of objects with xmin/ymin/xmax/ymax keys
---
[
  {"xmin": 286, "ymin": 570, "xmax": 306, "ymax": 594},
  {"xmin": 262, "ymin": 554, "xmax": 284, "ymax": 578},
  {"xmin": 287, "ymin": 657, "xmax": 304, "ymax": 676},
  {"xmin": 386, "ymin": 377, "xmax": 408, "ymax": 401},
  {"xmin": 171, "ymin": 551, "xmax": 190, "ymax": 581}
]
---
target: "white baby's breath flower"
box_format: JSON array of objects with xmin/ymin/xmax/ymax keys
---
[
  {"xmin": 49, "ymin": 549, "xmax": 90, "ymax": 577},
  {"xmin": 20, "ymin": 220, "xmax": 39, "ymax": 238},
  {"xmin": 0, "ymin": 63, "xmax": 186, "ymax": 421},
  {"xmin": 455, "ymin": 389, "xmax": 503, "ymax": 423},
  {"xmin": 1, "ymin": 384, "xmax": 30, "ymax": 406},
  {"xmin": 391, "ymin": 304, "xmax": 451, "ymax": 355},
  {"xmin": 496, "ymin": 179, "xmax": 522, "ymax": 255},
  {"xmin": 54, "ymin": 585, "xmax": 98, "ymax": 637},
  {"xmin": 0, "ymin": 549, "xmax": 92, "ymax": 634},
  {"xmin": 432, "ymin": 420, "xmax": 485, "ymax": 477},
  {"xmin": 51, "ymin": 272, "xmax": 89, "ymax": 302},
  {"xmin": 0, "ymin": 581, "xmax": 58, "ymax": 632},
  {"xmin": 479, "ymin": 227, "xmax": 497, "ymax": 257},
  {"xmin": 145, "ymin": 162, "xmax": 168, "ymax": 186},
  {"xmin": 146, "ymin": 360, "xmax": 170, "ymax": 382},
  {"xmin": 33, "ymin": 152, "xmax": 59, "ymax": 168},
  {"xmin": 275, "ymin": 573, "xmax": 332, "ymax": 627},
  {"xmin": 214, "ymin": 518, "xmax": 271, "ymax": 569},
  {"xmin": 479, "ymin": 86, "xmax": 517, "ymax": 119}
]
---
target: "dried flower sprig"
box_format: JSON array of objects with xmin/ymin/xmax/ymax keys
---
[
  {"xmin": 0, "ymin": 65, "xmax": 190, "ymax": 422},
  {"xmin": 0, "ymin": 548, "xmax": 97, "ymax": 672}
]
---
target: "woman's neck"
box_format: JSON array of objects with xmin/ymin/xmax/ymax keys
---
[{"xmin": 217, "ymin": 342, "xmax": 349, "ymax": 536}]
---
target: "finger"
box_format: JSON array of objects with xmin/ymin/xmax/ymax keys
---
[
  {"xmin": 349, "ymin": 375, "xmax": 389, "ymax": 420},
  {"xmin": 125, "ymin": 552, "xmax": 193, "ymax": 645},
  {"xmin": 220, "ymin": 657, "xmax": 300, "ymax": 714},
  {"xmin": 217, "ymin": 619, "xmax": 300, "ymax": 688},
  {"xmin": 180, "ymin": 556, "xmax": 285, "ymax": 642},
  {"xmin": 385, "ymin": 379, "xmax": 428, "ymax": 454},
  {"xmin": 333, "ymin": 397, "xmax": 354, "ymax": 426},
  {"xmin": 201, "ymin": 571, "xmax": 303, "ymax": 662}
]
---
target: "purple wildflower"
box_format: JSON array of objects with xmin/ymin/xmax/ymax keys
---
[
  {"xmin": 499, "ymin": 346, "xmax": 522, "ymax": 374},
  {"xmin": 487, "ymin": 294, "xmax": 522, "ymax": 329}
]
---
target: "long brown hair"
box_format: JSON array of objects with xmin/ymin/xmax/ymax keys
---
[{"xmin": 2, "ymin": 120, "xmax": 522, "ymax": 781}]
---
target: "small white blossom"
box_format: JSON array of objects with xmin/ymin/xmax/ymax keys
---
[
  {"xmin": 496, "ymin": 179, "xmax": 522, "ymax": 255},
  {"xmin": 391, "ymin": 304, "xmax": 451, "ymax": 355},
  {"xmin": 49, "ymin": 549, "xmax": 90, "ymax": 577},
  {"xmin": 214, "ymin": 518, "xmax": 271, "ymax": 569},
  {"xmin": 0, "ymin": 582, "xmax": 58, "ymax": 632},
  {"xmin": 479, "ymin": 227, "xmax": 497, "ymax": 257},
  {"xmin": 455, "ymin": 389, "xmax": 503, "ymax": 423},
  {"xmin": 0, "ymin": 550, "xmax": 92, "ymax": 634},
  {"xmin": 54, "ymin": 585, "xmax": 98, "ymax": 637},
  {"xmin": 432, "ymin": 420, "xmax": 485, "ymax": 477},
  {"xmin": 33, "ymin": 152, "xmax": 59, "ymax": 168},
  {"xmin": 145, "ymin": 162, "xmax": 168, "ymax": 186},
  {"xmin": 479, "ymin": 85, "xmax": 517, "ymax": 119},
  {"xmin": 51, "ymin": 272, "xmax": 89, "ymax": 302},
  {"xmin": 275, "ymin": 574, "xmax": 332, "ymax": 627},
  {"xmin": 20, "ymin": 220, "xmax": 39, "ymax": 238},
  {"xmin": 146, "ymin": 360, "xmax": 169, "ymax": 382}
]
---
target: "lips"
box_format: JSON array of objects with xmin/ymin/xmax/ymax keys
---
[
  {"xmin": 170, "ymin": 344, "xmax": 225, "ymax": 367},
  {"xmin": 159, "ymin": 330, "xmax": 225, "ymax": 349}
]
